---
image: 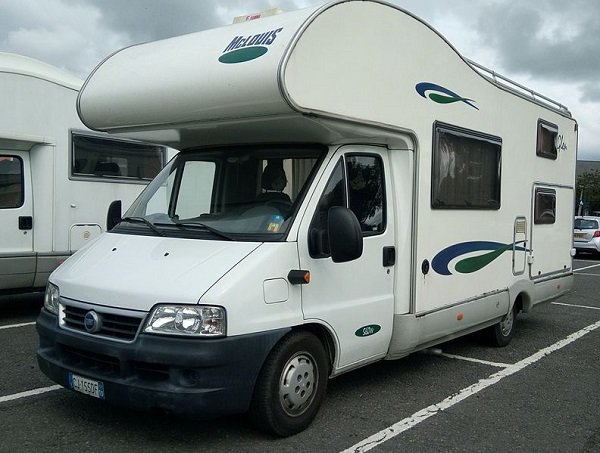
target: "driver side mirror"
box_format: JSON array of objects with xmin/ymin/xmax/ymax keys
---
[
  {"xmin": 328, "ymin": 206, "xmax": 363, "ymax": 263},
  {"xmin": 106, "ymin": 200, "xmax": 122, "ymax": 231}
]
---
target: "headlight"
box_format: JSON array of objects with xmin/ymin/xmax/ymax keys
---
[
  {"xmin": 44, "ymin": 283, "xmax": 60, "ymax": 315},
  {"xmin": 144, "ymin": 305, "xmax": 226, "ymax": 337}
]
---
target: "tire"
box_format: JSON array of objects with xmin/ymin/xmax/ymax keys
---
[
  {"xmin": 249, "ymin": 331, "xmax": 329, "ymax": 437},
  {"xmin": 487, "ymin": 305, "xmax": 517, "ymax": 347}
]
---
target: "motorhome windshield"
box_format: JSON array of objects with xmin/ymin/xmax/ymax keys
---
[{"xmin": 115, "ymin": 146, "xmax": 326, "ymax": 240}]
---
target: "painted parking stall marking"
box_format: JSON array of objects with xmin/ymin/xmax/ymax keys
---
[
  {"xmin": 552, "ymin": 302, "xmax": 600, "ymax": 311},
  {"xmin": 340, "ymin": 319, "xmax": 600, "ymax": 453},
  {"xmin": 0, "ymin": 385, "xmax": 62, "ymax": 404},
  {"xmin": 573, "ymin": 262, "xmax": 600, "ymax": 272},
  {"xmin": 0, "ymin": 321, "xmax": 35, "ymax": 330}
]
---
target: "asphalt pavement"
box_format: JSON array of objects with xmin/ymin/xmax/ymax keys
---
[{"xmin": 0, "ymin": 261, "xmax": 598, "ymax": 453}]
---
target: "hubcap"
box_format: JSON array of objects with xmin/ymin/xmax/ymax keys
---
[
  {"xmin": 279, "ymin": 352, "xmax": 317, "ymax": 417},
  {"xmin": 499, "ymin": 309, "xmax": 514, "ymax": 337}
]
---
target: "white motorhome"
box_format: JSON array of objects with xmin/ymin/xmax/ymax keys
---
[
  {"xmin": 0, "ymin": 53, "xmax": 171, "ymax": 293},
  {"xmin": 37, "ymin": 0, "xmax": 577, "ymax": 436}
]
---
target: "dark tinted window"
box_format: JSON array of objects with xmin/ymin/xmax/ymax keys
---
[
  {"xmin": 0, "ymin": 156, "xmax": 23, "ymax": 208},
  {"xmin": 72, "ymin": 133, "xmax": 165, "ymax": 181},
  {"xmin": 536, "ymin": 120, "xmax": 558, "ymax": 160},
  {"xmin": 574, "ymin": 218, "xmax": 598, "ymax": 230},
  {"xmin": 309, "ymin": 158, "xmax": 345, "ymax": 257},
  {"xmin": 534, "ymin": 188, "xmax": 556, "ymax": 225},
  {"xmin": 346, "ymin": 155, "xmax": 385, "ymax": 234},
  {"xmin": 432, "ymin": 123, "xmax": 501, "ymax": 210}
]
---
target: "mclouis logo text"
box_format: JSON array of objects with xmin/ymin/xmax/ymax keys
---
[{"xmin": 219, "ymin": 28, "xmax": 283, "ymax": 64}]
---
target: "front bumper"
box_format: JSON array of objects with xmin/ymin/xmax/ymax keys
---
[{"xmin": 36, "ymin": 309, "xmax": 289, "ymax": 418}]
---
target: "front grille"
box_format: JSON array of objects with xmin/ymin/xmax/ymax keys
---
[
  {"xmin": 61, "ymin": 303, "xmax": 144, "ymax": 341},
  {"xmin": 59, "ymin": 344, "xmax": 120, "ymax": 376},
  {"xmin": 58, "ymin": 345, "xmax": 169, "ymax": 381}
]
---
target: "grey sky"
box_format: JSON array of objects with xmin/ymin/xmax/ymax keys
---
[{"xmin": 1, "ymin": 0, "xmax": 598, "ymax": 158}]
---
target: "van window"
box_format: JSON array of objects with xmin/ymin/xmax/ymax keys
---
[
  {"xmin": 534, "ymin": 188, "xmax": 556, "ymax": 225},
  {"xmin": 0, "ymin": 156, "xmax": 23, "ymax": 209},
  {"xmin": 309, "ymin": 153, "xmax": 386, "ymax": 258},
  {"xmin": 432, "ymin": 123, "xmax": 501, "ymax": 210},
  {"xmin": 536, "ymin": 120, "xmax": 558, "ymax": 160},
  {"xmin": 174, "ymin": 161, "xmax": 216, "ymax": 219},
  {"xmin": 71, "ymin": 133, "xmax": 166, "ymax": 182},
  {"xmin": 309, "ymin": 158, "xmax": 345, "ymax": 257},
  {"xmin": 346, "ymin": 155, "xmax": 385, "ymax": 234},
  {"xmin": 120, "ymin": 145, "xmax": 325, "ymax": 240},
  {"xmin": 574, "ymin": 218, "xmax": 599, "ymax": 230}
]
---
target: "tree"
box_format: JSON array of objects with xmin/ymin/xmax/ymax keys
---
[{"xmin": 576, "ymin": 169, "xmax": 600, "ymax": 215}]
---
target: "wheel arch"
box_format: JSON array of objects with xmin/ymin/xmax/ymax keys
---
[
  {"xmin": 293, "ymin": 322, "xmax": 337, "ymax": 376},
  {"xmin": 508, "ymin": 280, "xmax": 534, "ymax": 313}
]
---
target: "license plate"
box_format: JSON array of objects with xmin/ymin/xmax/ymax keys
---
[
  {"xmin": 68, "ymin": 372, "xmax": 105, "ymax": 399},
  {"xmin": 573, "ymin": 233, "xmax": 586, "ymax": 239}
]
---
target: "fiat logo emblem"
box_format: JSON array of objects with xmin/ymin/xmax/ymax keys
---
[{"xmin": 84, "ymin": 310, "xmax": 102, "ymax": 333}]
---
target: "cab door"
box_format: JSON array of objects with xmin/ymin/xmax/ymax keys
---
[
  {"xmin": 298, "ymin": 146, "xmax": 395, "ymax": 371},
  {"xmin": 0, "ymin": 151, "xmax": 34, "ymax": 289}
]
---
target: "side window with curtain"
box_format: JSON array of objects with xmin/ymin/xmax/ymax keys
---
[
  {"xmin": 0, "ymin": 156, "xmax": 23, "ymax": 209},
  {"xmin": 432, "ymin": 123, "xmax": 502, "ymax": 210}
]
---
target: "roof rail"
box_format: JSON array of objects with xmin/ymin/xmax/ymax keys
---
[{"xmin": 466, "ymin": 59, "xmax": 571, "ymax": 117}]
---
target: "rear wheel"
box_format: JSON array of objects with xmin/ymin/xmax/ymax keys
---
[
  {"xmin": 487, "ymin": 305, "xmax": 517, "ymax": 347},
  {"xmin": 249, "ymin": 331, "xmax": 329, "ymax": 437}
]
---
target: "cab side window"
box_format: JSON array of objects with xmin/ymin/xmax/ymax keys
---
[
  {"xmin": 308, "ymin": 158, "xmax": 345, "ymax": 257},
  {"xmin": 309, "ymin": 154, "xmax": 386, "ymax": 258},
  {"xmin": 346, "ymin": 155, "xmax": 385, "ymax": 235}
]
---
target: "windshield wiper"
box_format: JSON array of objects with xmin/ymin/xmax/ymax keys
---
[
  {"xmin": 169, "ymin": 221, "xmax": 234, "ymax": 241},
  {"xmin": 121, "ymin": 216, "xmax": 165, "ymax": 237}
]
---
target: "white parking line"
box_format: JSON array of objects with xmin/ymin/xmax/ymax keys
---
[
  {"xmin": 340, "ymin": 319, "xmax": 600, "ymax": 453},
  {"xmin": 0, "ymin": 321, "xmax": 36, "ymax": 331},
  {"xmin": 574, "ymin": 262, "xmax": 600, "ymax": 272},
  {"xmin": 552, "ymin": 302, "xmax": 600, "ymax": 311},
  {"xmin": 439, "ymin": 353, "xmax": 511, "ymax": 368},
  {"xmin": 0, "ymin": 385, "xmax": 62, "ymax": 404}
]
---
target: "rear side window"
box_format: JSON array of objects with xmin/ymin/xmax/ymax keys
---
[
  {"xmin": 0, "ymin": 155, "xmax": 23, "ymax": 208},
  {"xmin": 71, "ymin": 133, "xmax": 166, "ymax": 182},
  {"xmin": 534, "ymin": 188, "xmax": 556, "ymax": 225},
  {"xmin": 536, "ymin": 120, "xmax": 558, "ymax": 160},
  {"xmin": 574, "ymin": 218, "xmax": 599, "ymax": 230},
  {"xmin": 432, "ymin": 123, "xmax": 502, "ymax": 210}
]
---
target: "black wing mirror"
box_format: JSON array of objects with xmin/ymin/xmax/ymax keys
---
[
  {"xmin": 328, "ymin": 206, "xmax": 363, "ymax": 263},
  {"xmin": 106, "ymin": 200, "xmax": 122, "ymax": 231}
]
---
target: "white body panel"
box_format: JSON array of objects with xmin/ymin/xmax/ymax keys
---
[
  {"xmin": 65, "ymin": 0, "xmax": 577, "ymax": 374},
  {"xmin": 0, "ymin": 53, "xmax": 170, "ymax": 292}
]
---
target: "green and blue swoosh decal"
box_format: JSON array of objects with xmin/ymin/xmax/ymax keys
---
[
  {"xmin": 432, "ymin": 241, "xmax": 527, "ymax": 275},
  {"xmin": 416, "ymin": 82, "xmax": 478, "ymax": 110}
]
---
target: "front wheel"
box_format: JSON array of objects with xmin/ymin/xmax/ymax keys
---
[
  {"xmin": 487, "ymin": 305, "xmax": 517, "ymax": 347},
  {"xmin": 249, "ymin": 331, "xmax": 329, "ymax": 437}
]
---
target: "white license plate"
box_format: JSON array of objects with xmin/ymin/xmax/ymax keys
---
[
  {"xmin": 68, "ymin": 372, "xmax": 105, "ymax": 399},
  {"xmin": 573, "ymin": 233, "xmax": 586, "ymax": 239}
]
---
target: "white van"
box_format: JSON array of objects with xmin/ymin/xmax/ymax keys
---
[
  {"xmin": 0, "ymin": 53, "xmax": 171, "ymax": 293},
  {"xmin": 36, "ymin": 0, "xmax": 577, "ymax": 436}
]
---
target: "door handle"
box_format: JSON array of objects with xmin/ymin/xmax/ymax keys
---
[
  {"xmin": 383, "ymin": 246, "xmax": 395, "ymax": 267},
  {"xmin": 18, "ymin": 216, "xmax": 33, "ymax": 230}
]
